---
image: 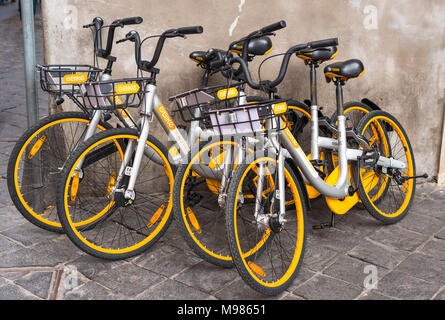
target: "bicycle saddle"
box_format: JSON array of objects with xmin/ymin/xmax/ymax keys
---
[
  {"xmin": 297, "ymin": 46, "xmax": 338, "ymax": 63},
  {"xmin": 189, "ymin": 48, "xmax": 231, "ymax": 66},
  {"xmin": 230, "ymin": 36, "xmax": 273, "ymax": 56},
  {"xmin": 324, "ymin": 59, "xmax": 365, "ymax": 82}
]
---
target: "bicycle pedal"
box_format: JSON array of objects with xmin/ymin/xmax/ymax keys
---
[{"xmin": 312, "ymin": 222, "xmax": 333, "ymax": 230}]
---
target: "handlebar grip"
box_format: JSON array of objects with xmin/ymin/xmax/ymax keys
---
[
  {"xmin": 114, "ymin": 16, "xmax": 143, "ymax": 26},
  {"xmin": 260, "ymin": 20, "xmax": 286, "ymax": 34},
  {"xmin": 177, "ymin": 26, "xmax": 204, "ymax": 35},
  {"xmin": 308, "ymin": 38, "xmax": 338, "ymax": 49}
]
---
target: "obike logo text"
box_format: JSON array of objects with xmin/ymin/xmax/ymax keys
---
[
  {"xmin": 63, "ymin": 73, "xmax": 88, "ymax": 84},
  {"xmin": 115, "ymin": 83, "xmax": 140, "ymax": 95},
  {"xmin": 113, "ymin": 95, "xmax": 124, "ymax": 106},
  {"xmin": 283, "ymin": 127, "xmax": 300, "ymax": 149},
  {"xmin": 272, "ymin": 102, "xmax": 288, "ymax": 115},
  {"xmin": 157, "ymin": 104, "xmax": 176, "ymax": 130},
  {"xmin": 217, "ymin": 87, "xmax": 238, "ymax": 100}
]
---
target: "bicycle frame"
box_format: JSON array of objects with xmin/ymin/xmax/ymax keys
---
[
  {"xmin": 255, "ymin": 98, "xmax": 407, "ymax": 221},
  {"xmin": 112, "ymin": 82, "xmax": 248, "ymax": 201}
]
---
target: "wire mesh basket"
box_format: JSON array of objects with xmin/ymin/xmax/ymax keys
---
[
  {"xmin": 203, "ymin": 99, "xmax": 291, "ymax": 136},
  {"xmin": 78, "ymin": 77, "xmax": 153, "ymax": 110},
  {"xmin": 37, "ymin": 64, "xmax": 102, "ymax": 96},
  {"xmin": 169, "ymin": 82, "xmax": 246, "ymax": 122}
]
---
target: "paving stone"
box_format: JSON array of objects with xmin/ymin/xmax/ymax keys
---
[
  {"xmin": 0, "ymin": 236, "xmax": 83, "ymax": 268},
  {"xmin": 399, "ymin": 212, "xmax": 444, "ymax": 235},
  {"xmin": 395, "ymin": 253, "xmax": 445, "ymax": 284},
  {"xmin": 348, "ymin": 239, "xmax": 410, "ymax": 269},
  {"xmin": 92, "ymin": 263, "xmax": 166, "ymax": 297},
  {"xmin": 67, "ymin": 254, "xmax": 128, "ymax": 280},
  {"xmin": 331, "ymin": 210, "xmax": 383, "ymax": 237},
  {"xmin": 367, "ymin": 225, "xmax": 429, "ymax": 252},
  {"xmin": 136, "ymin": 279, "xmax": 211, "ymax": 300},
  {"xmin": 434, "ymin": 288, "xmax": 445, "ymax": 300},
  {"xmin": 420, "ymin": 239, "xmax": 445, "ymax": 260},
  {"xmin": 412, "ymin": 199, "xmax": 445, "ymax": 221},
  {"xmin": 0, "ymin": 234, "xmax": 23, "ymax": 255},
  {"xmin": 1, "ymin": 221, "xmax": 59, "ymax": 247},
  {"xmin": 0, "ymin": 270, "xmax": 29, "ymax": 280},
  {"xmin": 0, "ymin": 283, "xmax": 40, "ymax": 300},
  {"xmin": 0, "ymin": 180, "xmax": 13, "ymax": 206},
  {"xmin": 358, "ymin": 291, "xmax": 397, "ymax": 300},
  {"xmin": 132, "ymin": 244, "xmax": 201, "ymax": 278},
  {"xmin": 435, "ymin": 227, "xmax": 445, "ymax": 240},
  {"xmin": 374, "ymin": 271, "xmax": 440, "ymax": 300},
  {"xmin": 323, "ymin": 255, "xmax": 388, "ymax": 288},
  {"xmin": 173, "ymin": 261, "xmax": 238, "ymax": 294},
  {"xmin": 285, "ymin": 267, "xmax": 316, "ymax": 292},
  {"xmin": 280, "ymin": 293, "xmax": 305, "ymax": 300},
  {"xmin": 293, "ymin": 274, "xmax": 362, "ymax": 300},
  {"xmin": 301, "ymin": 244, "xmax": 339, "ymax": 272},
  {"xmin": 430, "ymin": 188, "xmax": 445, "ymax": 200},
  {"xmin": 0, "ymin": 275, "xmax": 8, "ymax": 287},
  {"xmin": 0, "ymin": 205, "xmax": 28, "ymax": 232},
  {"xmin": 62, "ymin": 281, "xmax": 124, "ymax": 300},
  {"xmin": 14, "ymin": 271, "xmax": 53, "ymax": 299},
  {"xmin": 214, "ymin": 278, "xmax": 288, "ymax": 300},
  {"xmin": 307, "ymin": 227, "xmax": 363, "ymax": 253}
]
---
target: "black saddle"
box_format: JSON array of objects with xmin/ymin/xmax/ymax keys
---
[
  {"xmin": 230, "ymin": 36, "xmax": 273, "ymax": 56},
  {"xmin": 297, "ymin": 46, "xmax": 338, "ymax": 63},
  {"xmin": 324, "ymin": 59, "xmax": 365, "ymax": 82}
]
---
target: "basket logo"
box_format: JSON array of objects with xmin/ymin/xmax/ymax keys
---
[
  {"xmin": 283, "ymin": 127, "xmax": 300, "ymax": 149},
  {"xmin": 115, "ymin": 83, "xmax": 140, "ymax": 95},
  {"xmin": 63, "ymin": 73, "xmax": 88, "ymax": 84},
  {"xmin": 157, "ymin": 104, "xmax": 176, "ymax": 130},
  {"xmin": 272, "ymin": 102, "xmax": 288, "ymax": 115},
  {"xmin": 217, "ymin": 87, "xmax": 238, "ymax": 100}
]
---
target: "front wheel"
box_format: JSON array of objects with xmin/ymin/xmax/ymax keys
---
[
  {"xmin": 225, "ymin": 156, "xmax": 307, "ymax": 295},
  {"xmin": 56, "ymin": 128, "xmax": 175, "ymax": 260}
]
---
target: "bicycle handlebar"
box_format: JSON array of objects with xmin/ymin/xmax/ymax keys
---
[
  {"xmin": 228, "ymin": 37, "xmax": 339, "ymax": 89},
  {"xmin": 117, "ymin": 26, "xmax": 203, "ymax": 72},
  {"xmin": 260, "ymin": 20, "xmax": 287, "ymax": 34},
  {"xmin": 83, "ymin": 16, "xmax": 143, "ymax": 59}
]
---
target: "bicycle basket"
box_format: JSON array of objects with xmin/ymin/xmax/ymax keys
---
[
  {"xmin": 203, "ymin": 99, "xmax": 290, "ymax": 136},
  {"xmin": 169, "ymin": 82, "xmax": 245, "ymax": 122},
  {"xmin": 78, "ymin": 77, "xmax": 152, "ymax": 110},
  {"xmin": 37, "ymin": 64, "xmax": 102, "ymax": 96}
]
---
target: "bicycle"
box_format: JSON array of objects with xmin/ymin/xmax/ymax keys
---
[
  {"xmin": 219, "ymin": 40, "xmax": 425, "ymax": 295},
  {"xmin": 54, "ymin": 26, "xmax": 214, "ymax": 260},
  {"xmin": 170, "ymin": 21, "xmax": 375, "ymax": 268},
  {"xmin": 6, "ymin": 16, "xmax": 145, "ymax": 233}
]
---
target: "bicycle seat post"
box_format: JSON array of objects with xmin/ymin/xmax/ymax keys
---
[{"xmin": 309, "ymin": 61, "xmax": 320, "ymax": 161}]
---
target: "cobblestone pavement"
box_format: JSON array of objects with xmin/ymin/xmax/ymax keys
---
[{"xmin": 0, "ymin": 11, "xmax": 444, "ymax": 301}]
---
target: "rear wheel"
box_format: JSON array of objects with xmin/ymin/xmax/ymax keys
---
[
  {"xmin": 353, "ymin": 111, "xmax": 416, "ymax": 224},
  {"xmin": 7, "ymin": 112, "xmax": 110, "ymax": 233}
]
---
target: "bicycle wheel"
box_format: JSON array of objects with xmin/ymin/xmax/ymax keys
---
[
  {"xmin": 353, "ymin": 111, "xmax": 416, "ymax": 223},
  {"xmin": 7, "ymin": 111, "xmax": 110, "ymax": 233},
  {"xmin": 56, "ymin": 128, "xmax": 175, "ymax": 259},
  {"xmin": 173, "ymin": 140, "xmax": 244, "ymax": 267},
  {"xmin": 225, "ymin": 157, "xmax": 307, "ymax": 295}
]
